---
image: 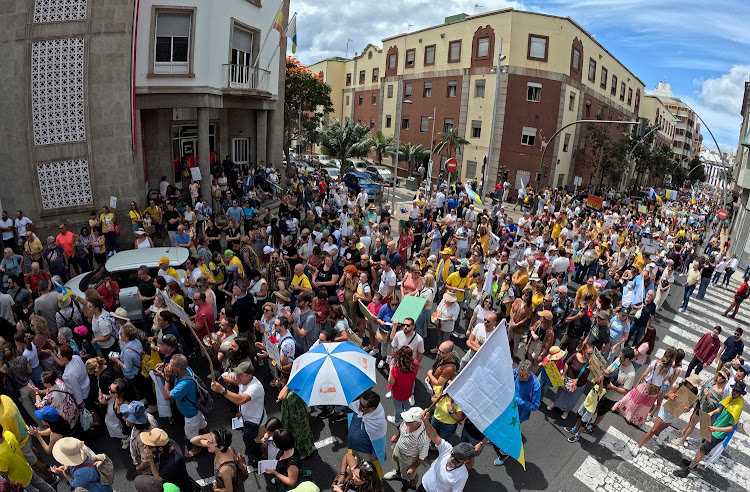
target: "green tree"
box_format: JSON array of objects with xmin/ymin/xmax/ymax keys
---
[
  {"xmin": 433, "ymin": 128, "xmax": 470, "ymax": 181},
  {"xmin": 572, "ymin": 121, "xmax": 617, "ymax": 187},
  {"xmin": 284, "ymin": 57, "xmax": 333, "ymax": 179},
  {"xmin": 367, "ymin": 131, "xmax": 394, "ymax": 165},
  {"xmin": 318, "ymin": 119, "xmax": 372, "ymax": 173},
  {"xmin": 396, "ymin": 143, "xmax": 431, "ymax": 176}
]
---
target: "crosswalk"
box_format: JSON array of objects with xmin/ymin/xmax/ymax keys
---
[{"xmin": 572, "ymin": 273, "xmax": 750, "ymax": 491}]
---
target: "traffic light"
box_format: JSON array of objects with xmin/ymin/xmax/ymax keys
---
[
  {"xmin": 632, "ymin": 117, "xmax": 648, "ymax": 139},
  {"xmin": 498, "ymin": 165, "xmax": 507, "ymax": 182},
  {"xmin": 543, "ymin": 165, "xmax": 548, "ymax": 178},
  {"xmin": 535, "ymin": 170, "xmax": 542, "ymax": 182}
]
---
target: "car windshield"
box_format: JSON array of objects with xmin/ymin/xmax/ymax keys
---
[{"xmin": 358, "ymin": 176, "xmax": 376, "ymax": 185}]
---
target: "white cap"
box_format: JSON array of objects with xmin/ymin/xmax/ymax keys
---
[{"xmin": 400, "ymin": 406, "xmax": 424, "ymax": 423}]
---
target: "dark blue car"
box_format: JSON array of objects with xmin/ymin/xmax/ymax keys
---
[{"xmin": 343, "ymin": 172, "xmax": 382, "ymax": 198}]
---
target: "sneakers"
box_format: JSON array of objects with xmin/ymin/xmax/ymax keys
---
[
  {"xmin": 452, "ymin": 332, "xmax": 467, "ymax": 339},
  {"xmin": 385, "ymin": 391, "xmax": 392, "ymax": 399},
  {"xmin": 383, "ymin": 470, "xmax": 401, "ymax": 480},
  {"xmin": 47, "ymin": 475, "xmax": 61, "ymax": 487},
  {"xmin": 564, "ymin": 426, "xmax": 578, "ymax": 435},
  {"xmin": 494, "ymin": 453, "xmax": 509, "ymax": 466},
  {"xmin": 547, "ymin": 404, "xmax": 556, "ymax": 411},
  {"xmin": 409, "ymin": 395, "xmax": 415, "ymax": 406},
  {"xmin": 377, "ymin": 360, "xmax": 386, "ymax": 369},
  {"xmin": 628, "ymin": 443, "xmax": 640, "ymax": 457},
  {"xmin": 672, "ymin": 468, "xmax": 691, "ymax": 478},
  {"xmin": 568, "ymin": 434, "xmax": 581, "ymax": 443},
  {"xmin": 386, "ymin": 415, "xmax": 399, "ymax": 426},
  {"xmin": 369, "ymin": 349, "xmax": 379, "ymax": 356},
  {"xmin": 429, "ymin": 347, "xmax": 439, "ymax": 354}
]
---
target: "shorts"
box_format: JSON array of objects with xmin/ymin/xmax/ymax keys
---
[
  {"xmin": 596, "ymin": 397, "xmax": 618, "ymax": 417},
  {"xmin": 577, "ymin": 402, "xmax": 597, "ymax": 424},
  {"xmin": 700, "ymin": 438, "xmax": 722, "ymax": 455},
  {"xmin": 657, "ymin": 405, "xmax": 678, "ymax": 425},
  {"xmin": 392, "ymin": 446, "xmax": 419, "ymax": 480},
  {"xmin": 184, "ymin": 411, "xmax": 207, "ymax": 440}
]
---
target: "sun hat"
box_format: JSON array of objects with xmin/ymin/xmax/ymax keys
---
[
  {"xmin": 159, "ymin": 256, "xmax": 170, "ymax": 265},
  {"xmin": 121, "ymin": 401, "xmax": 148, "ymax": 425},
  {"xmin": 111, "ymin": 307, "xmax": 130, "ymax": 322},
  {"xmin": 400, "ymin": 407, "xmax": 424, "ymax": 423},
  {"xmin": 539, "ymin": 310, "xmax": 553, "ymax": 321},
  {"xmin": 134, "ymin": 229, "xmax": 146, "ymax": 236},
  {"xmin": 547, "ymin": 346, "xmax": 565, "ymax": 361},
  {"xmin": 57, "ymin": 292, "xmax": 71, "ymax": 309},
  {"xmin": 34, "ymin": 405, "xmax": 60, "ymax": 423},
  {"xmin": 274, "ymin": 289, "xmax": 291, "ymax": 302},
  {"xmin": 685, "ymin": 374, "xmax": 702, "ymax": 387},
  {"xmin": 443, "ymin": 292, "xmax": 457, "ymax": 302},
  {"xmin": 517, "ymin": 260, "xmax": 528, "ymax": 269},
  {"xmin": 52, "ymin": 437, "xmax": 90, "ymax": 466},
  {"xmin": 140, "ymin": 428, "xmax": 169, "ymax": 447}
]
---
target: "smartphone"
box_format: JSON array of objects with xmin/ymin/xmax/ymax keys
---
[{"xmin": 109, "ymin": 352, "xmax": 120, "ymax": 359}]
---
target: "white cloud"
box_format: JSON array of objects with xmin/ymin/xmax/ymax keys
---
[{"xmin": 697, "ymin": 65, "xmax": 750, "ymax": 116}]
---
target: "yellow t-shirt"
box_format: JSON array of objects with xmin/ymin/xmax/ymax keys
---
[
  {"xmin": 129, "ymin": 209, "xmax": 143, "ymax": 224},
  {"xmin": 0, "ymin": 396, "xmax": 28, "ymax": 447},
  {"xmin": 551, "ymin": 222, "xmax": 562, "ymax": 239},
  {"xmin": 514, "ymin": 271, "xmax": 529, "ymax": 291},
  {"xmin": 633, "ymin": 253, "xmax": 647, "ymax": 272},
  {"xmin": 437, "ymin": 259, "xmax": 452, "ymax": 283},
  {"xmin": 230, "ymin": 256, "xmax": 245, "ymax": 277},
  {"xmin": 532, "ymin": 291, "xmax": 545, "ymax": 310},
  {"xmin": 292, "ymin": 274, "xmax": 312, "ymax": 291},
  {"xmin": 198, "ymin": 264, "xmax": 215, "ymax": 284},
  {"xmin": 433, "ymin": 386, "xmax": 462, "ymax": 424},
  {"xmin": 0, "ymin": 430, "xmax": 32, "ymax": 487},
  {"xmin": 575, "ymin": 285, "xmax": 598, "ymax": 307},
  {"xmin": 445, "ymin": 272, "xmax": 470, "ymax": 302}
]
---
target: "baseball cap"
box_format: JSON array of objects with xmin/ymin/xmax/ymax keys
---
[
  {"xmin": 159, "ymin": 256, "xmax": 170, "ymax": 265},
  {"xmin": 400, "ymin": 407, "xmax": 424, "ymax": 423},
  {"xmin": 224, "ymin": 249, "xmax": 234, "ymax": 257},
  {"xmin": 733, "ymin": 380, "xmax": 747, "ymax": 396},
  {"xmin": 452, "ymin": 442, "xmax": 474, "ymax": 461},
  {"xmin": 740, "ymin": 364, "xmax": 750, "ymax": 375},
  {"xmin": 234, "ymin": 361, "xmax": 255, "ymax": 375},
  {"xmin": 34, "ymin": 405, "xmax": 60, "ymax": 423},
  {"xmin": 594, "ymin": 310, "xmax": 609, "ymax": 320}
]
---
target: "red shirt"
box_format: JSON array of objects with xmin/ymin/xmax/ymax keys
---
[
  {"xmin": 193, "ymin": 302, "xmax": 215, "ymax": 340},
  {"xmin": 25, "ymin": 270, "xmax": 50, "ymax": 292},
  {"xmin": 390, "ymin": 362, "xmax": 419, "ymax": 402},
  {"xmin": 56, "ymin": 231, "xmax": 75, "ymax": 257},
  {"xmin": 96, "ymin": 281, "xmax": 120, "ymax": 310}
]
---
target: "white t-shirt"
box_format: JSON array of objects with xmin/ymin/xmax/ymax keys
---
[
  {"xmin": 159, "ymin": 180, "xmax": 169, "ymax": 197},
  {"xmin": 378, "ymin": 269, "xmax": 397, "ymax": 297},
  {"xmin": 421, "ymin": 439, "xmax": 469, "ymax": 492},
  {"xmin": 391, "ymin": 330, "xmax": 425, "ymax": 356},
  {"xmin": 239, "ymin": 377, "xmax": 267, "ymax": 425},
  {"xmin": 14, "ymin": 217, "xmax": 32, "ymax": 236},
  {"xmin": 470, "ymin": 323, "xmax": 491, "ymax": 353},
  {"xmin": 472, "ymin": 305, "xmax": 492, "ymax": 325},
  {"xmin": 0, "ymin": 218, "xmax": 14, "ymax": 240},
  {"xmin": 93, "ymin": 312, "xmax": 116, "ymax": 349}
]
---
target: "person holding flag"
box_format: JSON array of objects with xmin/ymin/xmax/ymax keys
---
[{"xmin": 416, "ymin": 408, "xmax": 473, "ymax": 492}]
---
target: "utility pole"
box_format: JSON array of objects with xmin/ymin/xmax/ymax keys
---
[{"xmin": 480, "ymin": 37, "xmax": 505, "ymax": 203}]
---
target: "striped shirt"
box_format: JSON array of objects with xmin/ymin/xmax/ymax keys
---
[{"xmin": 396, "ymin": 422, "xmax": 430, "ymax": 460}]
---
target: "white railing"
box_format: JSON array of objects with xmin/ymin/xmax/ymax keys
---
[{"xmin": 224, "ymin": 64, "xmax": 271, "ymax": 92}]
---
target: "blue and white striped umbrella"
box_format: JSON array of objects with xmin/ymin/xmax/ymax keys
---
[{"xmin": 287, "ymin": 342, "xmax": 377, "ymax": 406}]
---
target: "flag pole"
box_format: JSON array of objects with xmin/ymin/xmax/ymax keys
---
[{"xmin": 253, "ymin": 1, "xmax": 285, "ymax": 68}]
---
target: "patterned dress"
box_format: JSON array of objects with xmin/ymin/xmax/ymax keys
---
[{"xmin": 281, "ymin": 391, "xmax": 314, "ymax": 458}]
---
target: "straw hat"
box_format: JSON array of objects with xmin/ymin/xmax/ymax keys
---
[
  {"xmin": 111, "ymin": 307, "xmax": 130, "ymax": 322},
  {"xmin": 547, "ymin": 346, "xmax": 565, "ymax": 361},
  {"xmin": 57, "ymin": 292, "xmax": 71, "ymax": 309},
  {"xmin": 443, "ymin": 291, "xmax": 457, "ymax": 303},
  {"xmin": 52, "ymin": 437, "xmax": 90, "ymax": 466},
  {"xmin": 140, "ymin": 428, "xmax": 169, "ymax": 447},
  {"xmin": 274, "ymin": 289, "xmax": 291, "ymax": 302}
]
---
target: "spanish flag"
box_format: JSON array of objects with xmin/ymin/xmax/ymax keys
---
[{"xmin": 272, "ymin": 11, "xmax": 285, "ymax": 44}]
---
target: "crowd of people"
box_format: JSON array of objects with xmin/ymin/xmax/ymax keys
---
[{"xmin": 0, "ymin": 158, "xmax": 746, "ymax": 491}]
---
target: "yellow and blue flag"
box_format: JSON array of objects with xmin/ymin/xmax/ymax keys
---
[{"xmin": 464, "ymin": 183, "xmax": 482, "ymax": 204}]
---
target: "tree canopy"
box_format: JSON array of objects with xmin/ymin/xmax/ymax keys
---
[{"xmin": 317, "ymin": 119, "xmax": 372, "ymax": 172}]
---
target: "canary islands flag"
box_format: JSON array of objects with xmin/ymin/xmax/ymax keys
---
[
  {"xmin": 445, "ymin": 319, "xmax": 525, "ymax": 468},
  {"xmin": 286, "ymin": 14, "xmax": 297, "ymax": 54},
  {"xmin": 464, "ymin": 183, "xmax": 482, "ymax": 204},
  {"xmin": 665, "ymin": 189, "xmax": 678, "ymax": 200}
]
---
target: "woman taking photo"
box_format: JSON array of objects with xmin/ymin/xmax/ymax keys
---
[
  {"xmin": 190, "ymin": 429, "xmax": 241, "ymax": 492},
  {"xmin": 86, "ymin": 356, "xmax": 127, "ymax": 442},
  {"xmin": 613, "ymin": 347, "xmax": 678, "ymax": 427}
]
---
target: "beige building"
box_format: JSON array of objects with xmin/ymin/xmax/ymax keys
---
[
  {"xmin": 639, "ymin": 95, "xmax": 677, "ymax": 150},
  {"xmin": 308, "ymin": 8, "xmax": 645, "ymax": 191},
  {"xmin": 648, "ymin": 82, "xmax": 703, "ymax": 163}
]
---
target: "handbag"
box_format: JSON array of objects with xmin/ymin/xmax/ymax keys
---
[
  {"xmin": 564, "ymin": 359, "xmax": 589, "ymax": 392},
  {"xmin": 80, "ymin": 408, "xmax": 94, "ymax": 431},
  {"xmin": 114, "ymin": 223, "xmax": 120, "ymax": 236}
]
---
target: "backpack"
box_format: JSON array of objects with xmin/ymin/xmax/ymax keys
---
[
  {"xmin": 218, "ymin": 447, "xmax": 249, "ymax": 486},
  {"xmin": 281, "ymin": 334, "xmax": 304, "ymax": 360},
  {"xmin": 77, "ymin": 453, "xmax": 115, "ymax": 486},
  {"xmin": 184, "ymin": 369, "xmax": 214, "ymax": 415}
]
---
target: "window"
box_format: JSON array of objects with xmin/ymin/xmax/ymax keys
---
[
  {"xmin": 611, "ymin": 75, "xmax": 617, "ymax": 95},
  {"xmin": 387, "ymin": 85, "xmax": 393, "ymax": 98},
  {"xmin": 423, "ymin": 82, "xmax": 432, "ymax": 97},
  {"xmin": 572, "ymin": 48, "xmax": 580, "ymax": 70},
  {"xmin": 385, "ymin": 115, "xmax": 392, "ymax": 128},
  {"xmin": 404, "ymin": 83, "xmax": 412, "ymax": 97},
  {"xmin": 359, "ymin": 70, "xmax": 365, "ymax": 84},
  {"xmin": 563, "ymin": 133, "xmax": 571, "ymax": 152},
  {"xmin": 585, "ymin": 100, "xmax": 591, "ymax": 117},
  {"xmin": 229, "ymin": 26, "xmax": 254, "ymax": 87},
  {"xmin": 521, "ymin": 127, "xmax": 536, "ymax": 146},
  {"xmin": 476, "ymin": 37, "xmax": 490, "ymax": 58},
  {"xmin": 444, "ymin": 118, "xmax": 454, "ymax": 132},
  {"xmin": 597, "ymin": 105, "xmax": 603, "ymax": 117},
  {"xmin": 345, "ymin": 95, "xmax": 350, "ymax": 105},
  {"xmin": 528, "ymin": 35, "xmax": 548, "ymax": 61},
  {"xmin": 569, "ymin": 92, "xmax": 576, "ymax": 111},
  {"xmin": 588, "ymin": 58, "xmax": 596, "ymax": 81},
  {"xmin": 471, "ymin": 120, "xmax": 482, "ymax": 138},
  {"xmin": 465, "ymin": 160, "xmax": 477, "ymax": 178},
  {"xmin": 358, "ymin": 95, "xmax": 363, "ymax": 105},
  {"xmin": 557, "ymin": 173, "xmax": 565, "ymax": 187},
  {"xmin": 154, "ymin": 11, "xmax": 192, "ymax": 74},
  {"xmin": 635, "ymin": 90, "xmax": 640, "ymax": 107},
  {"xmin": 448, "ymin": 40, "xmax": 461, "ymax": 62},
  {"xmin": 627, "ymin": 88, "xmax": 633, "ymax": 105},
  {"xmin": 526, "ymin": 82, "xmax": 541, "ymax": 102},
  {"xmin": 475, "ymin": 79, "xmax": 485, "ymax": 98},
  {"xmin": 402, "ymin": 118, "xmax": 409, "ymax": 130},
  {"xmin": 405, "ymin": 49, "xmax": 415, "ymax": 67},
  {"xmin": 232, "ymin": 137, "xmax": 249, "ymax": 164},
  {"xmin": 421, "ymin": 116, "xmax": 430, "ymax": 132},
  {"xmin": 620, "ymin": 82, "xmax": 625, "ymax": 101},
  {"xmin": 370, "ymin": 118, "xmax": 375, "ymax": 129},
  {"xmin": 447, "ymin": 81, "xmax": 457, "ymax": 97},
  {"xmin": 372, "ymin": 68, "xmax": 379, "ymax": 82},
  {"xmin": 389, "ymin": 54, "xmax": 397, "ymax": 69},
  {"xmin": 372, "ymin": 93, "xmax": 377, "ymax": 105},
  {"xmin": 346, "ymin": 73, "xmax": 352, "ymax": 86},
  {"xmin": 424, "ymin": 45, "xmax": 435, "ymax": 65},
  {"xmin": 600, "ymin": 67, "xmax": 607, "ymax": 88}
]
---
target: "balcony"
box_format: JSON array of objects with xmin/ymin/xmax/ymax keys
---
[{"xmin": 223, "ymin": 64, "xmax": 272, "ymax": 94}]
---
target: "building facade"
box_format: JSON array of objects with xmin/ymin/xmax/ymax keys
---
[
  {"xmin": 728, "ymin": 76, "xmax": 750, "ymax": 263},
  {"xmin": 639, "ymin": 95, "xmax": 677, "ymax": 150},
  {"xmin": 701, "ymin": 149, "xmax": 730, "ymax": 189},
  {"xmin": 648, "ymin": 82, "xmax": 703, "ymax": 163},
  {"xmin": 308, "ymin": 8, "xmax": 645, "ymax": 192},
  {"xmin": 0, "ymin": 0, "xmax": 286, "ymax": 242}
]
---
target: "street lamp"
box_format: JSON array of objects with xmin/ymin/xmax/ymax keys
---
[
  {"xmin": 392, "ymin": 99, "xmax": 412, "ymax": 212},
  {"xmin": 427, "ymin": 108, "xmax": 436, "ymax": 193},
  {"xmin": 626, "ymin": 118, "xmax": 679, "ymax": 189}
]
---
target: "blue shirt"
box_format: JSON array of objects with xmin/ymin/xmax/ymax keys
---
[
  {"xmin": 120, "ymin": 339, "xmax": 142, "ymax": 378},
  {"xmin": 70, "ymin": 459, "xmax": 113, "ymax": 492},
  {"xmin": 347, "ymin": 412, "xmax": 375, "ymax": 455},
  {"xmin": 514, "ymin": 369, "xmax": 541, "ymax": 424},
  {"xmin": 174, "ymin": 232, "xmax": 191, "ymax": 247},
  {"xmin": 170, "ymin": 368, "xmax": 199, "ymax": 418},
  {"xmin": 609, "ymin": 316, "xmax": 632, "ymax": 343},
  {"xmin": 227, "ymin": 206, "xmax": 243, "ymax": 223},
  {"xmin": 242, "ymin": 206, "xmax": 256, "ymax": 219},
  {"xmin": 447, "ymin": 198, "xmax": 458, "ymax": 210},
  {"xmin": 721, "ymin": 336, "xmax": 745, "ymax": 362},
  {"xmin": 377, "ymin": 304, "xmax": 396, "ymax": 324}
]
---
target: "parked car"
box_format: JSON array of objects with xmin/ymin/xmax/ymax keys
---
[
  {"xmin": 343, "ymin": 172, "xmax": 382, "ymax": 198},
  {"xmin": 344, "ymin": 158, "xmax": 369, "ymax": 173},
  {"xmin": 319, "ymin": 165, "xmax": 340, "ymax": 180},
  {"xmin": 64, "ymin": 247, "xmax": 189, "ymax": 322},
  {"xmin": 366, "ymin": 165, "xmax": 395, "ymax": 183}
]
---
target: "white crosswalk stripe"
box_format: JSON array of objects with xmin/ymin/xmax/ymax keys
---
[{"xmin": 573, "ymin": 456, "xmax": 641, "ymax": 492}]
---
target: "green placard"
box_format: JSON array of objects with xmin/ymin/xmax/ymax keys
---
[
  {"xmin": 359, "ymin": 300, "xmax": 376, "ymax": 324},
  {"xmin": 391, "ymin": 295, "xmax": 427, "ymax": 324}
]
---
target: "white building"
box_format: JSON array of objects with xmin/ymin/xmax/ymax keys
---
[{"xmin": 701, "ymin": 148, "xmax": 729, "ymax": 189}]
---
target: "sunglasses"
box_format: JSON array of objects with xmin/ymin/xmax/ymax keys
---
[
  {"xmin": 264, "ymin": 308, "xmax": 273, "ymax": 312},
  {"xmin": 356, "ymin": 461, "xmax": 374, "ymax": 472},
  {"xmin": 402, "ymin": 323, "xmax": 413, "ymax": 327}
]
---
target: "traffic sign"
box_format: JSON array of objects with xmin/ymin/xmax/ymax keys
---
[
  {"xmin": 717, "ymin": 209, "xmax": 728, "ymax": 220},
  {"xmin": 445, "ymin": 157, "xmax": 458, "ymax": 172}
]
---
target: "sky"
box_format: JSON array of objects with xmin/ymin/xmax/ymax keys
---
[{"xmin": 288, "ymin": 0, "xmax": 750, "ymax": 153}]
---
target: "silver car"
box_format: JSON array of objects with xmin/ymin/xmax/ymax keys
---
[{"xmin": 64, "ymin": 247, "xmax": 189, "ymax": 322}]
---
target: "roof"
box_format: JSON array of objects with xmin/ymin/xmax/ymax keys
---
[
  {"xmin": 347, "ymin": 172, "xmax": 371, "ymax": 178},
  {"xmin": 105, "ymin": 247, "xmax": 190, "ymax": 272}
]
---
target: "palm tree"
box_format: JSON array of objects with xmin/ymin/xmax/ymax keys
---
[
  {"xmin": 397, "ymin": 143, "xmax": 431, "ymax": 177},
  {"xmin": 433, "ymin": 128, "xmax": 469, "ymax": 181},
  {"xmin": 367, "ymin": 131, "xmax": 394, "ymax": 165},
  {"xmin": 318, "ymin": 120, "xmax": 373, "ymax": 173}
]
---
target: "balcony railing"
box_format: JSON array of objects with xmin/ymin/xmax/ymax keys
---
[{"xmin": 224, "ymin": 64, "xmax": 271, "ymax": 92}]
